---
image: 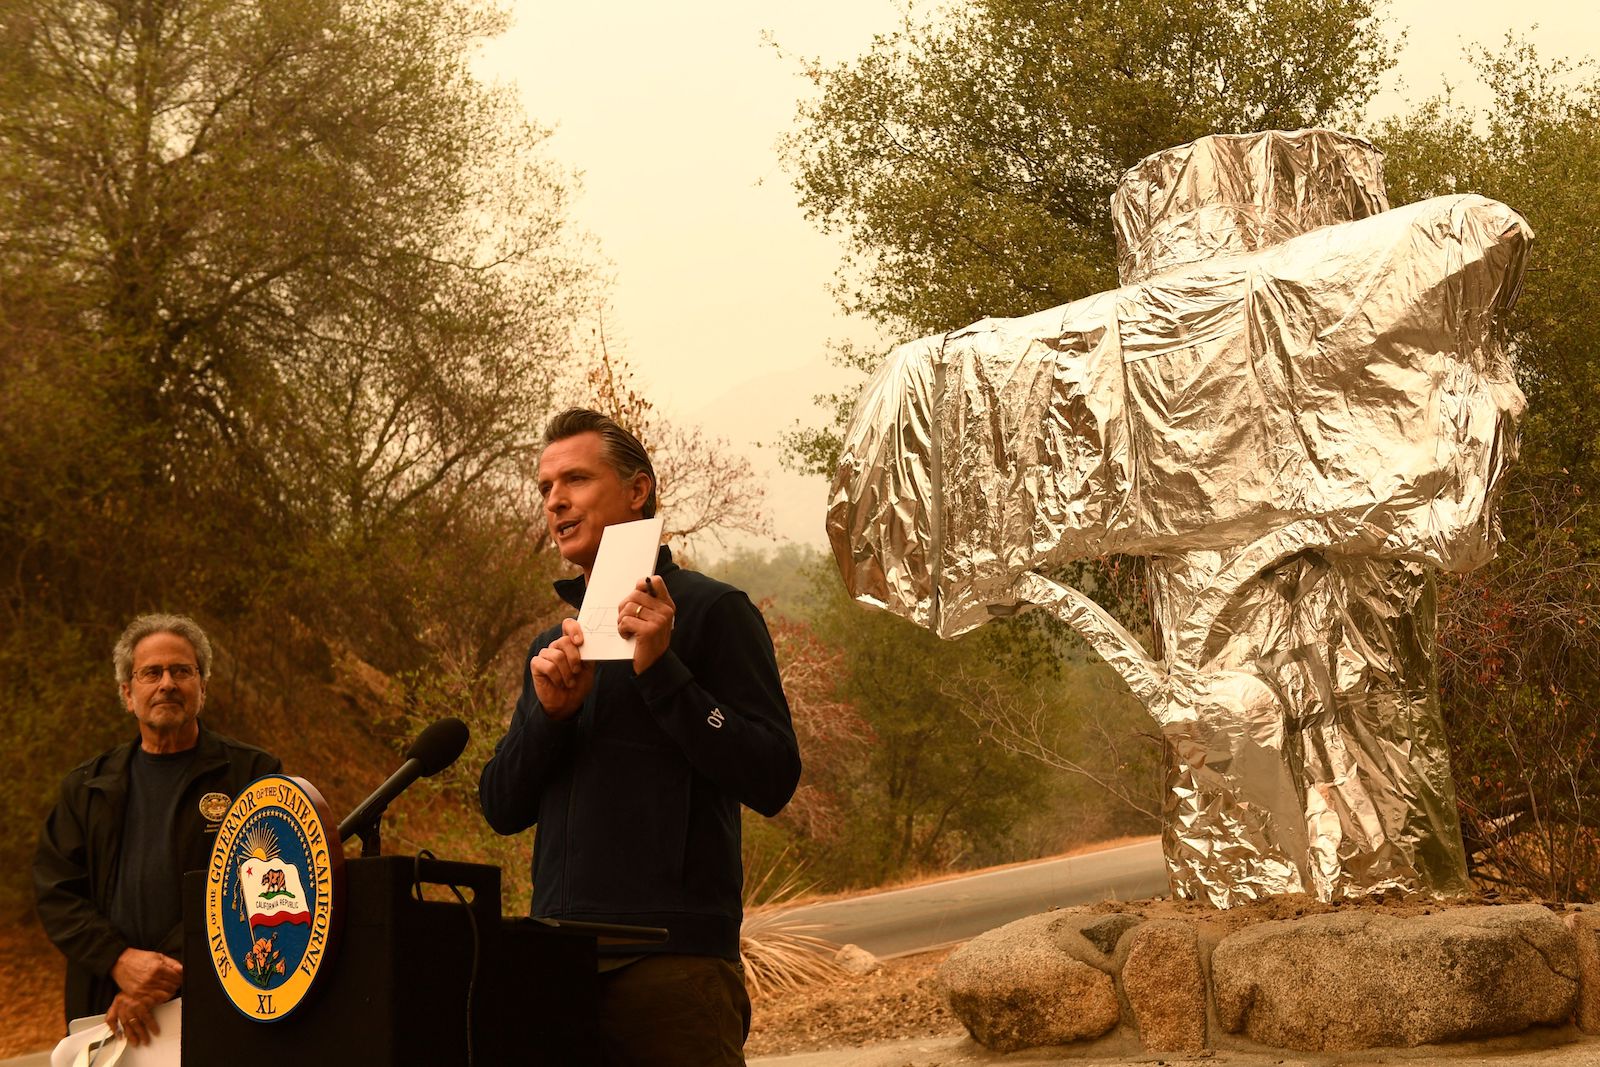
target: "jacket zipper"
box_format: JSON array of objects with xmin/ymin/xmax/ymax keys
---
[{"xmin": 563, "ymin": 677, "xmax": 600, "ymax": 913}]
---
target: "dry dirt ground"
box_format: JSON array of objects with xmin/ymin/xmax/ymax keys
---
[
  {"xmin": 746, "ymin": 948, "xmax": 964, "ymax": 1057},
  {"xmin": 0, "ymin": 919, "xmax": 960, "ymax": 1059},
  {"xmin": 0, "ymin": 920, "xmax": 65, "ymax": 1057}
]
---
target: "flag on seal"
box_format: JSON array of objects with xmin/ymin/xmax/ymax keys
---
[{"xmin": 237, "ymin": 856, "xmax": 312, "ymax": 931}]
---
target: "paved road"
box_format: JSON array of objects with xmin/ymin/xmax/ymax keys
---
[{"xmin": 771, "ymin": 837, "xmax": 1167, "ymax": 958}]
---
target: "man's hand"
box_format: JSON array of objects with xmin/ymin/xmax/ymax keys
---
[
  {"xmin": 106, "ymin": 991, "xmax": 164, "ymax": 1046},
  {"xmin": 618, "ymin": 575, "xmax": 675, "ymax": 675},
  {"xmin": 110, "ymin": 947, "xmax": 181, "ymax": 1001},
  {"xmin": 107, "ymin": 948, "xmax": 180, "ymax": 1046},
  {"xmin": 532, "ymin": 618, "xmax": 594, "ymax": 720}
]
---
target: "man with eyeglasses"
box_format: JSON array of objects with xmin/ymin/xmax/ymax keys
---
[{"xmin": 34, "ymin": 613, "xmax": 280, "ymax": 1045}]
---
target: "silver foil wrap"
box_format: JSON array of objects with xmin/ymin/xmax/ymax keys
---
[
  {"xmin": 1113, "ymin": 129, "xmax": 1388, "ymax": 283},
  {"xmin": 827, "ymin": 129, "xmax": 1530, "ymax": 904}
]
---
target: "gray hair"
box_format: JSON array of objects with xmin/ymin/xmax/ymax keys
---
[
  {"xmin": 113, "ymin": 613, "xmax": 213, "ymax": 685},
  {"xmin": 541, "ymin": 407, "xmax": 658, "ymax": 518}
]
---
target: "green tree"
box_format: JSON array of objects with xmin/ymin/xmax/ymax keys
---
[
  {"xmin": 807, "ymin": 569, "xmax": 1093, "ymax": 884},
  {"xmin": 0, "ymin": 0, "xmax": 592, "ymax": 912},
  {"xmin": 788, "ymin": 0, "xmax": 1397, "ymax": 334},
  {"xmin": 1378, "ymin": 41, "xmax": 1600, "ymax": 899},
  {"xmin": 0, "ymin": 0, "xmax": 591, "ymax": 643},
  {"xmin": 710, "ymin": 543, "xmax": 829, "ymax": 621}
]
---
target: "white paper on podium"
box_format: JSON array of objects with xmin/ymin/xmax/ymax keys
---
[
  {"xmin": 54, "ymin": 998, "xmax": 180, "ymax": 1067},
  {"xmin": 577, "ymin": 515, "xmax": 666, "ymax": 660}
]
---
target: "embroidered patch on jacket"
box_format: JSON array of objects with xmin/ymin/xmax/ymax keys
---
[{"xmin": 199, "ymin": 792, "xmax": 232, "ymax": 823}]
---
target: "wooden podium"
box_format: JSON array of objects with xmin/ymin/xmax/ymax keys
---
[{"xmin": 183, "ymin": 857, "xmax": 640, "ymax": 1065}]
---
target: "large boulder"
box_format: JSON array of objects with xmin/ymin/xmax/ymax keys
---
[
  {"xmin": 1567, "ymin": 908, "xmax": 1600, "ymax": 1034},
  {"xmin": 1212, "ymin": 903, "xmax": 1578, "ymax": 1050},
  {"xmin": 1121, "ymin": 920, "xmax": 1207, "ymax": 1054},
  {"xmin": 937, "ymin": 912, "xmax": 1120, "ymax": 1051}
]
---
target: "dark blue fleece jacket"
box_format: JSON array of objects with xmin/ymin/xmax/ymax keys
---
[{"xmin": 479, "ymin": 546, "xmax": 801, "ymax": 959}]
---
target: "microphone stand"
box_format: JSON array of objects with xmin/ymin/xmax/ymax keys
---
[
  {"xmin": 337, "ymin": 717, "xmax": 469, "ymax": 859},
  {"xmin": 339, "ymin": 757, "xmax": 423, "ymax": 857},
  {"xmin": 351, "ymin": 817, "xmax": 382, "ymax": 858}
]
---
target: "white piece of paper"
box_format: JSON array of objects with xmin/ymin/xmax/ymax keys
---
[
  {"xmin": 55, "ymin": 998, "xmax": 180, "ymax": 1067},
  {"xmin": 577, "ymin": 515, "xmax": 666, "ymax": 661}
]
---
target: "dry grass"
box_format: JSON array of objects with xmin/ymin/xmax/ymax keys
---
[
  {"xmin": 740, "ymin": 907, "xmax": 847, "ymax": 1000},
  {"xmin": 739, "ymin": 855, "xmax": 847, "ymax": 999},
  {"xmin": 746, "ymin": 946, "xmax": 962, "ymax": 1057}
]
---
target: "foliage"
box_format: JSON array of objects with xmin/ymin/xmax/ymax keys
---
[
  {"xmin": 0, "ymin": 619, "xmax": 118, "ymax": 916},
  {"xmin": 785, "ymin": 0, "xmax": 1396, "ymax": 333},
  {"xmin": 765, "ymin": 613, "xmax": 876, "ymax": 847},
  {"xmin": 708, "ymin": 543, "xmax": 829, "ymax": 621},
  {"xmin": 384, "ymin": 647, "xmax": 553, "ymax": 917},
  {"xmin": 778, "ymin": 0, "xmax": 1397, "ymax": 477},
  {"xmin": 797, "ymin": 564, "xmax": 1162, "ymax": 886},
  {"xmin": 0, "ymin": 0, "xmax": 592, "ymax": 636},
  {"xmin": 305, "ymin": 479, "xmax": 567, "ymax": 678},
  {"xmin": 0, "ymin": 0, "xmax": 591, "ymax": 914},
  {"xmin": 1377, "ymin": 40, "xmax": 1600, "ymax": 900},
  {"xmin": 1434, "ymin": 500, "xmax": 1600, "ymax": 900}
]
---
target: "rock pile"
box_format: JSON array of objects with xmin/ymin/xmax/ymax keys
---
[{"xmin": 936, "ymin": 900, "xmax": 1594, "ymax": 1055}]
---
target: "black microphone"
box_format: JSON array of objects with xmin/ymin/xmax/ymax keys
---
[{"xmin": 339, "ymin": 717, "xmax": 469, "ymax": 845}]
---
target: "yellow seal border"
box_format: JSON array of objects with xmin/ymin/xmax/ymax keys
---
[{"xmin": 204, "ymin": 774, "xmax": 344, "ymax": 1022}]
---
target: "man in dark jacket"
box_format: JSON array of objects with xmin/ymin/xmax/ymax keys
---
[
  {"xmin": 34, "ymin": 614, "xmax": 280, "ymax": 1044},
  {"xmin": 480, "ymin": 408, "xmax": 801, "ymax": 1066}
]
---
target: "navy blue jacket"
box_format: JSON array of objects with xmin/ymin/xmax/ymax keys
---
[{"xmin": 479, "ymin": 546, "xmax": 801, "ymax": 960}]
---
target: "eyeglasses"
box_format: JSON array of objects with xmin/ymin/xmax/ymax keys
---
[{"xmin": 131, "ymin": 664, "xmax": 199, "ymax": 684}]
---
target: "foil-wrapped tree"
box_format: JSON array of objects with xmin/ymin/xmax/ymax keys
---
[{"xmin": 827, "ymin": 130, "xmax": 1531, "ymax": 906}]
